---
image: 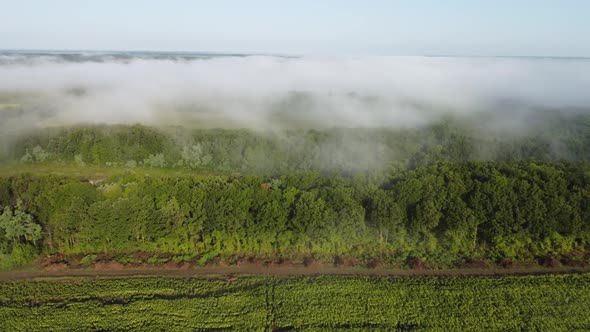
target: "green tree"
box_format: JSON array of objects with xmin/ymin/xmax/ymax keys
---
[{"xmin": 0, "ymin": 199, "xmax": 42, "ymax": 246}]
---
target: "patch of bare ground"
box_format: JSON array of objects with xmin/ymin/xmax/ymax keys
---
[
  {"xmin": 1, "ymin": 262, "xmax": 590, "ymax": 280},
  {"xmin": 206, "ymin": 257, "xmax": 228, "ymax": 267},
  {"xmin": 40, "ymin": 254, "xmax": 70, "ymax": 271},
  {"xmin": 539, "ymin": 256, "xmax": 561, "ymax": 268},
  {"xmin": 303, "ymin": 256, "xmax": 323, "ymax": 270},
  {"xmin": 560, "ymin": 258, "xmax": 588, "ymax": 267},
  {"xmin": 94, "ymin": 261, "xmax": 125, "ymax": 271},
  {"xmin": 42, "ymin": 263, "xmax": 69, "ymax": 272},
  {"xmin": 160, "ymin": 261, "xmax": 193, "ymax": 269},
  {"xmin": 162, "ymin": 261, "xmax": 179, "ymax": 269},
  {"xmin": 333, "ymin": 255, "xmax": 359, "ymax": 268},
  {"xmin": 366, "ymin": 257, "xmax": 385, "ymax": 269},
  {"xmin": 499, "ymin": 259, "xmax": 537, "ymax": 269},
  {"xmin": 58, "ymin": 254, "xmax": 84, "ymax": 268},
  {"xmin": 277, "ymin": 258, "xmax": 295, "ymax": 267},
  {"xmin": 460, "ymin": 258, "xmax": 490, "ymax": 269},
  {"xmin": 3, "ymin": 253, "xmax": 590, "ymax": 280},
  {"xmin": 40, "ymin": 254, "xmax": 67, "ymax": 267}
]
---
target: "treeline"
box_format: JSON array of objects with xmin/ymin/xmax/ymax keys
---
[
  {"xmin": 5, "ymin": 111, "xmax": 590, "ymax": 174},
  {"xmin": 1, "ymin": 161, "xmax": 589, "ymax": 268}
]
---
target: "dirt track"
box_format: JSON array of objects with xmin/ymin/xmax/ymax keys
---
[{"xmin": 1, "ymin": 264, "xmax": 589, "ymax": 280}]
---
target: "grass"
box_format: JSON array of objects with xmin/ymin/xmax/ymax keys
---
[{"xmin": 0, "ymin": 273, "xmax": 589, "ymax": 331}]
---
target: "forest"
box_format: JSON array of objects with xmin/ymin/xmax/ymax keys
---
[
  {"xmin": 1, "ymin": 111, "xmax": 590, "ymax": 269},
  {"xmin": 4, "ymin": 110, "xmax": 590, "ymax": 175}
]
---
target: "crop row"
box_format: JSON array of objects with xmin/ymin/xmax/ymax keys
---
[{"xmin": 1, "ymin": 274, "xmax": 589, "ymax": 331}]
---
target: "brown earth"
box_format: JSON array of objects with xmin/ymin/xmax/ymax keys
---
[
  {"xmin": 459, "ymin": 258, "xmax": 490, "ymax": 269},
  {"xmin": 540, "ymin": 256, "xmax": 561, "ymax": 268},
  {"xmin": 94, "ymin": 261, "xmax": 125, "ymax": 271},
  {"xmin": 3, "ymin": 253, "xmax": 589, "ymax": 280},
  {"xmin": 2, "ymin": 261, "xmax": 589, "ymax": 280},
  {"xmin": 42, "ymin": 263, "xmax": 69, "ymax": 272},
  {"xmin": 560, "ymin": 258, "xmax": 588, "ymax": 267}
]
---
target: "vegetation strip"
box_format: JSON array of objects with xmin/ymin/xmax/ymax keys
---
[{"xmin": 2, "ymin": 160, "xmax": 590, "ymax": 270}]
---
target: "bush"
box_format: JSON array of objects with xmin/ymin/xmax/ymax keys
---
[
  {"xmin": 7, "ymin": 244, "xmax": 37, "ymax": 268},
  {"xmin": 80, "ymin": 254, "xmax": 97, "ymax": 266}
]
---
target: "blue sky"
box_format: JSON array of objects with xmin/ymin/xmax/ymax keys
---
[{"xmin": 1, "ymin": 0, "xmax": 589, "ymax": 56}]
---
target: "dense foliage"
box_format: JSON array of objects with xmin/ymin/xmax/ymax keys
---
[
  {"xmin": 1, "ymin": 161, "xmax": 589, "ymax": 268},
  {"xmin": 1, "ymin": 274, "xmax": 589, "ymax": 331},
  {"xmin": 5, "ymin": 111, "xmax": 590, "ymax": 174},
  {"xmin": 2, "ymin": 113, "xmax": 590, "ymax": 268}
]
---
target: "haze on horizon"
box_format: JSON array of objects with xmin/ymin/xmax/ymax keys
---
[
  {"xmin": 0, "ymin": 54, "xmax": 589, "ymax": 132},
  {"xmin": 1, "ymin": 1, "xmax": 589, "ymax": 135}
]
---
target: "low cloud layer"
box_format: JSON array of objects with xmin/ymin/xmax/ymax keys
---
[{"xmin": 0, "ymin": 54, "xmax": 589, "ymax": 131}]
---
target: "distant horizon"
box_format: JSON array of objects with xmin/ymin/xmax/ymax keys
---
[{"xmin": 2, "ymin": 48, "xmax": 590, "ymax": 60}]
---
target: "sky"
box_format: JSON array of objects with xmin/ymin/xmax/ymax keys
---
[{"xmin": 1, "ymin": 0, "xmax": 589, "ymax": 56}]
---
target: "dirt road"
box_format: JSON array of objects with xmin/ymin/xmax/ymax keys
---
[{"xmin": 1, "ymin": 263, "xmax": 588, "ymax": 280}]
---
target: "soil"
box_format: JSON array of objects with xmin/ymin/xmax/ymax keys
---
[
  {"xmin": 460, "ymin": 258, "xmax": 490, "ymax": 269},
  {"xmin": 42, "ymin": 263, "xmax": 69, "ymax": 272},
  {"xmin": 94, "ymin": 261, "xmax": 125, "ymax": 271},
  {"xmin": 560, "ymin": 258, "xmax": 588, "ymax": 267},
  {"xmin": 1, "ymin": 261, "xmax": 589, "ymax": 280},
  {"xmin": 40, "ymin": 254, "xmax": 67, "ymax": 267},
  {"xmin": 366, "ymin": 257, "xmax": 385, "ymax": 269},
  {"xmin": 303, "ymin": 256, "xmax": 322, "ymax": 268},
  {"xmin": 540, "ymin": 257, "xmax": 561, "ymax": 268}
]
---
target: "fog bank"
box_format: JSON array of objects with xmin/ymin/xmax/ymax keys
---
[{"xmin": 1, "ymin": 54, "xmax": 589, "ymax": 131}]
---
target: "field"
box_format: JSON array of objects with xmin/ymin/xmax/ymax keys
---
[{"xmin": 1, "ymin": 273, "xmax": 589, "ymax": 331}]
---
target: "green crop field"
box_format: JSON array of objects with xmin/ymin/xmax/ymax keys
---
[{"xmin": 1, "ymin": 273, "xmax": 589, "ymax": 331}]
